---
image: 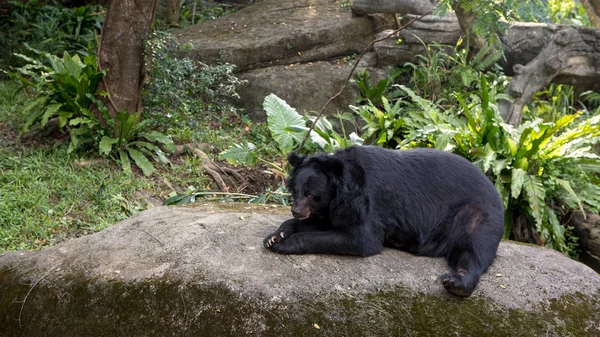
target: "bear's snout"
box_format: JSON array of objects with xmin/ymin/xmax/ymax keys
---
[{"xmin": 292, "ymin": 199, "xmax": 311, "ymax": 220}]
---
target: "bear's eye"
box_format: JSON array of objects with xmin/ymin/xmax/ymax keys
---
[{"xmin": 304, "ymin": 188, "xmax": 311, "ymax": 197}]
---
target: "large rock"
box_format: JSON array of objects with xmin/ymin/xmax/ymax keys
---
[
  {"xmin": 235, "ymin": 55, "xmax": 389, "ymax": 119},
  {"xmin": 1, "ymin": 203, "xmax": 599, "ymax": 336},
  {"xmin": 375, "ymin": 13, "xmax": 462, "ymax": 66},
  {"xmin": 175, "ymin": 0, "xmax": 375, "ymax": 72}
]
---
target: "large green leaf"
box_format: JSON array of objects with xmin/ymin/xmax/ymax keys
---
[
  {"xmin": 127, "ymin": 148, "xmax": 155, "ymax": 176},
  {"xmin": 219, "ymin": 142, "xmax": 259, "ymax": 166},
  {"xmin": 522, "ymin": 174, "xmax": 546, "ymax": 232},
  {"xmin": 482, "ymin": 143, "xmax": 497, "ymax": 172},
  {"xmin": 163, "ymin": 194, "xmax": 187, "ymax": 206},
  {"xmin": 543, "ymin": 114, "xmax": 599, "ymax": 158},
  {"xmin": 140, "ymin": 131, "xmax": 176, "ymax": 152},
  {"xmin": 554, "ymin": 178, "xmax": 584, "ymax": 214},
  {"xmin": 99, "ymin": 136, "xmax": 119, "ymax": 156},
  {"xmin": 40, "ymin": 103, "xmax": 63, "ymax": 128},
  {"xmin": 119, "ymin": 149, "xmax": 131, "ymax": 173},
  {"xmin": 263, "ymin": 94, "xmax": 306, "ymax": 154},
  {"xmin": 22, "ymin": 96, "xmax": 49, "ymax": 131},
  {"xmin": 510, "ymin": 168, "xmax": 527, "ymax": 199}
]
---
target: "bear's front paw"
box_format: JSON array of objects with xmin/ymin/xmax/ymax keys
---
[{"xmin": 263, "ymin": 231, "xmax": 287, "ymax": 248}]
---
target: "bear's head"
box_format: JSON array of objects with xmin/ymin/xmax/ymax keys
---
[{"xmin": 286, "ymin": 152, "xmax": 343, "ymax": 220}]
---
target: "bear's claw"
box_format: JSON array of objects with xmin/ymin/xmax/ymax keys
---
[{"xmin": 264, "ymin": 231, "xmax": 286, "ymax": 248}]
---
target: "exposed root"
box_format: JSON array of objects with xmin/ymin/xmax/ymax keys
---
[{"xmin": 174, "ymin": 143, "xmax": 246, "ymax": 192}]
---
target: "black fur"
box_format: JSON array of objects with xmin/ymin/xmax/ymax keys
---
[{"xmin": 264, "ymin": 146, "xmax": 504, "ymax": 297}]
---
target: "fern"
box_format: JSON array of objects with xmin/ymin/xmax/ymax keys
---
[
  {"xmin": 219, "ymin": 142, "xmax": 258, "ymax": 166},
  {"xmin": 469, "ymin": 41, "xmax": 503, "ymax": 72},
  {"xmin": 522, "ymin": 174, "xmax": 546, "ymax": 233}
]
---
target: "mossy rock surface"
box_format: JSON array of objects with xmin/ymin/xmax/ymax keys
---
[{"xmin": 1, "ymin": 203, "xmax": 599, "ymax": 336}]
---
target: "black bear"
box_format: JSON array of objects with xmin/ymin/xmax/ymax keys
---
[{"xmin": 263, "ymin": 146, "xmax": 504, "ymax": 297}]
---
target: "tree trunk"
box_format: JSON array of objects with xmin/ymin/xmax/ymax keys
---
[
  {"xmin": 167, "ymin": 0, "xmax": 180, "ymax": 27},
  {"xmin": 451, "ymin": 0, "xmax": 486, "ymax": 50},
  {"xmin": 581, "ymin": 0, "xmax": 600, "ymax": 28},
  {"xmin": 97, "ymin": 0, "xmax": 159, "ymax": 122}
]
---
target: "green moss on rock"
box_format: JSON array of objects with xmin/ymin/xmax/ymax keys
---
[{"xmin": 1, "ymin": 268, "xmax": 598, "ymax": 337}]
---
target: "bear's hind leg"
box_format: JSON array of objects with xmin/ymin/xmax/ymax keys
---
[
  {"xmin": 441, "ymin": 244, "xmax": 482, "ymax": 297},
  {"xmin": 441, "ymin": 207, "xmax": 502, "ymax": 297}
]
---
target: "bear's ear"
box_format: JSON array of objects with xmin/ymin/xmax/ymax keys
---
[
  {"xmin": 324, "ymin": 157, "xmax": 344, "ymax": 177},
  {"xmin": 287, "ymin": 152, "xmax": 305, "ymax": 168}
]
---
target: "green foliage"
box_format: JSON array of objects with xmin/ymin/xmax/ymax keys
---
[
  {"xmin": 178, "ymin": 1, "xmax": 235, "ymax": 26},
  {"xmin": 143, "ymin": 31, "xmax": 244, "ymax": 130},
  {"xmin": 400, "ymin": 37, "xmax": 506, "ymax": 105},
  {"xmin": 547, "ymin": 0, "xmax": 591, "ymax": 25},
  {"xmin": 219, "ymin": 142, "xmax": 259, "ymax": 166},
  {"xmin": 438, "ymin": 0, "xmax": 555, "ymax": 41},
  {"xmin": 354, "ymin": 70, "xmax": 392, "ymax": 106},
  {"xmin": 263, "ymin": 93, "xmax": 307, "ymax": 154},
  {"xmin": 99, "ymin": 112, "xmax": 176, "ymax": 176},
  {"xmin": 397, "ymin": 75, "xmax": 600, "ymax": 255},
  {"xmin": 0, "ymin": 1, "xmax": 103, "ymax": 70},
  {"xmin": 527, "ymin": 84, "xmax": 578, "ymax": 122},
  {"xmin": 352, "ymin": 96, "xmax": 406, "ymax": 147},
  {"xmin": 8, "ymin": 46, "xmax": 174, "ymax": 174},
  {"xmin": 219, "ymin": 94, "xmax": 363, "ymax": 168},
  {"xmin": 0, "ymin": 146, "xmax": 148, "ymax": 252},
  {"xmin": 9, "ymin": 47, "xmax": 107, "ymax": 151}
]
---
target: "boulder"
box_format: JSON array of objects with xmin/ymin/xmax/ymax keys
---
[
  {"xmin": 175, "ymin": 0, "xmax": 375, "ymax": 72},
  {"xmin": 375, "ymin": 13, "xmax": 462, "ymax": 67},
  {"xmin": 235, "ymin": 55, "xmax": 389, "ymax": 119},
  {"xmin": 1, "ymin": 203, "xmax": 599, "ymax": 336},
  {"xmin": 173, "ymin": 0, "xmax": 389, "ymax": 119}
]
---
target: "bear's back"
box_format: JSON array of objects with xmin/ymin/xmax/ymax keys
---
[{"xmin": 336, "ymin": 146, "xmax": 501, "ymax": 210}]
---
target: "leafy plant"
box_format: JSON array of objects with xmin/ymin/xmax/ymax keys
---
[
  {"xmin": 220, "ymin": 94, "xmax": 363, "ymax": 169},
  {"xmin": 143, "ymin": 31, "xmax": 244, "ymax": 130},
  {"xmin": 354, "ymin": 70, "xmax": 392, "ymax": 106},
  {"xmin": 527, "ymin": 83, "xmax": 578, "ymax": 122},
  {"xmin": 9, "ymin": 47, "xmax": 106, "ymax": 152},
  {"xmin": 547, "ymin": 0, "xmax": 591, "ymax": 26},
  {"xmin": 0, "ymin": 1, "xmax": 103, "ymax": 70},
  {"xmin": 352, "ymin": 96, "xmax": 406, "ymax": 147},
  {"xmin": 99, "ymin": 111, "xmax": 175, "ymax": 176},
  {"xmin": 398, "ymin": 74, "xmax": 600, "ymax": 255},
  {"xmin": 399, "ymin": 37, "xmax": 506, "ymax": 105}
]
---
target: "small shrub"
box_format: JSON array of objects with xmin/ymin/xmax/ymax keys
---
[
  {"xmin": 143, "ymin": 31, "xmax": 244, "ymax": 130},
  {"xmin": 0, "ymin": 1, "xmax": 103, "ymax": 70},
  {"xmin": 9, "ymin": 47, "xmax": 106, "ymax": 152},
  {"xmin": 219, "ymin": 94, "xmax": 363, "ymax": 171}
]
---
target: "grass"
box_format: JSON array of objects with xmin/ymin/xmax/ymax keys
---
[
  {"xmin": 0, "ymin": 1, "xmax": 286, "ymax": 253},
  {"xmin": 0, "ymin": 80, "xmax": 282, "ymax": 253},
  {"xmin": 0, "ymin": 146, "xmax": 148, "ymax": 251}
]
